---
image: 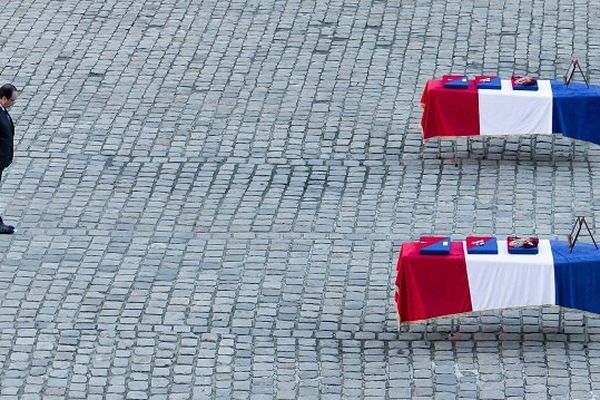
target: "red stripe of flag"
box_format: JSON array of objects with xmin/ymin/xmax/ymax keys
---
[
  {"xmin": 421, "ymin": 80, "xmax": 480, "ymax": 138},
  {"xmin": 395, "ymin": 241, "xmax": 473, "ymax": 322}
]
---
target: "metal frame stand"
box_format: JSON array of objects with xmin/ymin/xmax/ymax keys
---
[
  {"xmin": 557, "ymin": 306, "xmax": 589, "ymax": 345},
  {"xmin": 423, "ymin": 317, "xmax": 458, "ymax": 343},
  {"xmin": 584, "ymin": 313, "xmax": 590, "ymax": 346},
  {"xmin": 415, "ymin": 308, "xmax": 590, "ymax": 345},
  {"xmin": 558, "ymin": 306, "xmax": 563, "ymax": 333}
]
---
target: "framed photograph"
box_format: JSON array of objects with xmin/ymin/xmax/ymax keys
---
[
  {"xmin": 567, "ymin": 217, "xmax": 582, "ymax": 249},
  {"xmin": 564, "ymin": 58, "xmax": 589, "ymax": 87},
  {"xmin": 564, "ymin": 59, "xmax": 577, "ymax": 86},
  {"xmin": 568, "ymin": 216, "xmax": 598, "ymax": 253}
]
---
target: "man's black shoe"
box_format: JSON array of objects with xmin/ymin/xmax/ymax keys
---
[
  {"xmin": 0, "ymin": 223, "xmax": 14, "ymax": 234},
  {"xmin": 0, "ymin": 217, "xmax": 14, "ymax": 231}
]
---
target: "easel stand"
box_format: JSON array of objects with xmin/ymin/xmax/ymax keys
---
[
  {"xmin": 564, "ymin": 58, "xmax": 589, "ymax": 88},
  {"xmin": 568, "ymin": 216, "xmax": 598, "ymax": 253}
]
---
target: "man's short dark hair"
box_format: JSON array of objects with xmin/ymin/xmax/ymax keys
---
[{"xmin": 0, "ymin": 84, "xmax": 17, "ymax": 100}]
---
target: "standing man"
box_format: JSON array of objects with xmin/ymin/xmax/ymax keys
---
[{"xmin": 0, "ymin": 84, "xmax": 17, "ymax": 234}]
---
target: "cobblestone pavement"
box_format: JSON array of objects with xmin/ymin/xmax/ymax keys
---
[{"xmin": 1, "ymin": 0, "xmax": 600, "ymax": 398}]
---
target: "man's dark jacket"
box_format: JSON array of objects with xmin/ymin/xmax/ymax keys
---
[{"xmin": 0, "ymin": 108, "xmax": 14, "ymax": 170}]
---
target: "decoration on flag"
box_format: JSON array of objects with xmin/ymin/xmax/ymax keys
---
[
  {"xmin": 466, "ymin": 236, "xmax": 498, "ymax": 254},
  {"xmin": 507, "ymin": 236, "xmax": 539, "ymax": 254},
  {"xmin": 442, "ymin": 74, "xmax": 469, "ymax": 89},
  {"xmin": 419, "ymin": 236, "xmax": 451, "ymax": 255},
  {"xmin": 511, "ymin": 75, "xmax": 539, "ymax": 91},
  {"xmin": 475, "ymin": 75, "xmax": 501, "ymax": 90}
]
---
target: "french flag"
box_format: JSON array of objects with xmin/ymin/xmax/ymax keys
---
[
  {"xmin": 420, "ymin": 78, "xmax": 600, "ymax": 145},
  {"xmin": 395, "ymin": 239, "xmax": 600, "ymax": 323}
]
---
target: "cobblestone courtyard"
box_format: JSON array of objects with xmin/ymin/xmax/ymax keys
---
[{"xmin": 1, "ymin": 0, "xmax": 600, "ymax": 398}]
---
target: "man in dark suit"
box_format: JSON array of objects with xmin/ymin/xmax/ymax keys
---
[{"xmin": 0, "ymin": 84, "xmax": 17, "ymax": 234}]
